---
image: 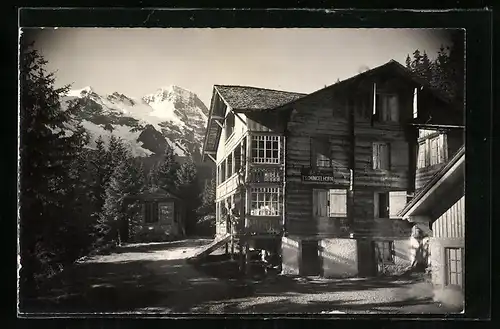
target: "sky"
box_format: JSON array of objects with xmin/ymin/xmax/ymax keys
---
[{"xmin": 23, "ymin": 28, "xmax": 453, "ymax": 107}]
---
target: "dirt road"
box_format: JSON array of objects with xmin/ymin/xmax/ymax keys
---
[{"xmin": 20, "ymin": 239, "xmax": 462, "ymax": 315}]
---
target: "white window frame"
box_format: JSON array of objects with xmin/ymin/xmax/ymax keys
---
[
  {"xmin": 445, "ymin": 247, "xmax": 464, "ymax": 288},
  {"xmin": 372, "ymin": 142, "xmax": 390, "ymax": 170},
  {"xmin": 250, "ymin": 187, "xmax": 281, "ymax": 216},
  {"xmin": 251, "ymin": 135, "xmax": 280, "ymax": 164}
]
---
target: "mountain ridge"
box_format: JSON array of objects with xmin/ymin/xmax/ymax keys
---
[{"xmin": 62, "ymin": 84, "xmax": 210, "ymax": 162}]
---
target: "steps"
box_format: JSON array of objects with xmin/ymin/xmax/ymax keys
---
[{"xmin": 187, "ymin": 234, "xmax": 231, "ymax": 263}]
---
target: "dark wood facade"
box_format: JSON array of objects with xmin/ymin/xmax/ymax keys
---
[{"xmin": 203, "ymin": 60, "xmax": 463, "ymax": 277}]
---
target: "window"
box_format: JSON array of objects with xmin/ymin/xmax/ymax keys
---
[
  {"xmin": 374, "ymin": 192, "xmax": 389, "ymax": 218},
  {"xmin": 311, "ymin": 137, "xmax": 331, "ymax": 168},
  {"xmin": 313, "ymin": 189, "xmax": 347, "ymax": 217},
  {"xmin": 374, "ymin": 191, "xmax": 407, "ymax": 218},
  {"xmin": 429, "ymin": 137, "xmax": 440, "ymax": 166},
  {"xmin": 373, "ymin": 142, "xmax": 390, "ymax": 170},
  {"xmin": 417, "ymin": 142, "xmax": 427, "ymax": 169},
  {"xmin": 144, "ymin": 202, "xmax": 159, "ymax": 223},
  {"xmin": 416, "ymin": 134, "xmax": 447, "ymax": 169},
  {"xmin": 227, "ymin": 154, "xmax": 233, "ymax": 177},
  {"xmin": 220, "ymin": 161, "xmax": 226, "ymax": 183},
  {"xmin": 234, "ymin": 147, "xmax": 241, "ymax": 172},
  {"xmin": 376, "ymin": 93, "xmax": 399, "ymax": 122},
  {"xmin": 250, "ymin": 187, "xmax": 281, "ymax": 216},
  {"xmin": 225, "ymin": 112, "xmax": 235, "ymax": 141},
  {"xmin": 251, "ymin": 135, "xmax": 280, "ymax": 164},
  {"xmin": 445, "ymin": 247, "xmax": 464, "ymax": 287},
  {"xmin": 375, "ymin": 241, "xmax": 395, "ymax": 264}
]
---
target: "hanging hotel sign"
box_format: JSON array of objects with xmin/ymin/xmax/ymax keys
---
[{"xmin": 301, "ymin": 174, "xmax": 336, "ymax": 182}]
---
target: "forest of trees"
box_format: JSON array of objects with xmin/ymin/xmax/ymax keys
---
[
  {"xmin": 18, "ymin": 42, "xmax": 215, "ymax": 298},
  {"xmin": 405, "ymin": 30, "xmax": 464, "ymax": 105}
]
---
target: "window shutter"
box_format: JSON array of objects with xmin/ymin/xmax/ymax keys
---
[
  {"xmin": 313, "ymin": 189, "xmax": 328, "ymax": 218},
  {"xmin": 389, "ymin": 191, "xmax": 407, "ymax": 217},
  {"xmin": 374, "ymin": 193, "xmax": 380, "ymax": 218},
  {"xmin": 329, "ymin": 189, "xmax": 347, "ymax": 217},
  {"xmin": 372, "ymin": 143, "xmax": 379, "ymax": 169},
  {"xmin": 413, "ymin": 88, "xmax": 418, "ymax": 118}
]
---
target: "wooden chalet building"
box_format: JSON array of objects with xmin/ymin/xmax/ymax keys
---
[{"xmin": 201, "ymin": 60, "xmax": 464, "ymax": 277}]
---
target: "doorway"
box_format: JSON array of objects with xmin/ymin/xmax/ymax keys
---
[{"xmin": 301, "ymin": 239, "xmax": 322, "ymax": 276}]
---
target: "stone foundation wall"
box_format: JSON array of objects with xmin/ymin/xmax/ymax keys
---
[
  {"xmin": 281, "ymin": 236, "xmax": 301, "ymax": 275},
  {"xmin": 319, "ymin": 238, "xmax": 358, "ymax": 278}
]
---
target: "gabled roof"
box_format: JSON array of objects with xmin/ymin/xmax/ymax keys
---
[
  {"xmin": 269, "ymin": 59, "xmax": 457, "ymax": 113},
  {"xmin": 214, "ymin": 85, "xmax": 306, "ymax": 112},
  {"xmin": 125, "ymin": 187, "xmax": 181, "ymax": 201},
  {"xmin": 398, "ymin": 145, "xmax": 465, "ymax": 219},
  {"xmin": 202, "ymin": 85, "xmax": 306, "ymax": 161}
]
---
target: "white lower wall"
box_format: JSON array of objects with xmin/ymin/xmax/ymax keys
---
[{"xmin": 319, "ymin": 238, "xmax": 358, "ymax": 278}]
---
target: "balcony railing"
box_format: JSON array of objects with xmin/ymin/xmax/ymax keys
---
[
  {"xmin": 249, "ymin": 166, "xmax": 283, "ymax": 183},
  {"xmin": 246, "ymin": 216, "xmax": 282, "ymax": 235},
  {"xmin": 216, "ymin": 173, "xmax": 240, "ymax": 200}
]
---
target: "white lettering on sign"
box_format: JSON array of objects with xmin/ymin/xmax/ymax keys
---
[{"xmin": 302, "ymin": 175, "xmax": 335, "ymax": 182}]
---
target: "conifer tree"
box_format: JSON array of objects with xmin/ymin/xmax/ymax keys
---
[
  {"xmin": 153, "ymin": 146, "xmax": 180, "ymax": 191},
  {"xmin": 19, "ymin": 40, "xmax": 88, "ymax": 296},
  {"xmin": 175, "ymin": 159, "xmax": 201, "ymax": 235},
  {"xmin": 98, "ymin": 154, "xmax": 145, "ymax": 246},
  {"xmin": 198, "ymin": 177, "xmax": 216, "ymax": 217},
  {"xmin": 405, "ymin": 30, "xmax": 464, "ymax": 105}
]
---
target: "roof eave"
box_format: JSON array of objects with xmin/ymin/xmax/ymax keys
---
[{"xmin": 399, "ymin": 146, "xmax": 465, "ymax": 219}]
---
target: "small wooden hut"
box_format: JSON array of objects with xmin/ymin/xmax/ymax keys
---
[{"xmin": 122, "ymin": 187, "xmax": 185, "ymax": 242}]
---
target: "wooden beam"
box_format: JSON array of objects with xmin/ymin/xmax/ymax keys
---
[
  {"xmin": 234, "ymin": 112, "xmax": 247, "ymax": 126},
  {"xmin": 214, "ymin": 119, "xmax": 224, "ymax": 129},
  {"xmin": 212, "ymin": 115, "xmax": 225, "ymax": 120},
  {"xmin": 206, "ymin": 153, "xmax": 216, "ymax": 163}
]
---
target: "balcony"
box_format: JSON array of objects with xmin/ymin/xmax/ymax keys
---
[
  {"xmin": 248, "ymin": 166, "xmax": 283, "ymax": 183},
  {"xmin": 245, "ymin": 216, "xmax": 283, "ymax": 235},
  {"xmin": 216, "ymin": 173, "xmax": 240, "ymax": 200}
]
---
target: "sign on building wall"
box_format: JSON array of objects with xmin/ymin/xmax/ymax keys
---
[{"xmin": 301, "ymin": 174, "xmax": 336, "ymax": 183}]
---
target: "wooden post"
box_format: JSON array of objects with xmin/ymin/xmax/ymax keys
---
[
  {"xmin": 347, "ymin": 97, "xmax": 356, "ymax": 228},
  {"xmin": 245, "ymin": 240, "xmax": 250, "ymax": 277}
]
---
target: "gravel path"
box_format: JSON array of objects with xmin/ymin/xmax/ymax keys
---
[{"xmin": 20, "ymin": 239, "xmax": 462, "ymax": 315}]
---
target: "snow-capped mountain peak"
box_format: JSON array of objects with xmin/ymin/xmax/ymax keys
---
[
  {"xmin": 62, "ymin": 84, "xmax": 210, "ymax": 160},
  {"xmin": 67, "ymin": 86, "xmax": 94, "ymax": 97}
]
